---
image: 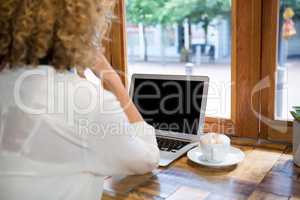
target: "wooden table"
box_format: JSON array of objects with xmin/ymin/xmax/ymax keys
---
[{"xmin": 102, "ymin": 143, "xmax": 300, "ymax": 200}]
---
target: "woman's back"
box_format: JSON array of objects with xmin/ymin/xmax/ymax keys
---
[
  {"xmin": 0, "ymin": 67, "xmax": 104, "ymax": 199},
  {"xmin": 0, "ymin": 66, "xmax": 160, "ymax": 200}
]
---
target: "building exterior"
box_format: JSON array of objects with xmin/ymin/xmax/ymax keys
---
[{"xmin": 126, "ymin": 18, "xmax": 231, "ymax": 64}]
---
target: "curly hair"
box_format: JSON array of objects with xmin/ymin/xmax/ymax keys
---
[{"xmin": 0, "ymin": 0, "xmax": 116, "ymax": 76}]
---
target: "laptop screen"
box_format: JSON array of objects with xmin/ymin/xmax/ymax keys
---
[{"xmin": 132, "ymin": 78, "xmax": 205, "ymax": 135}]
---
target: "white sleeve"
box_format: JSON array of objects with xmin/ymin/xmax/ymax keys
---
[{"xmin": 79, "ymin": 90, "xmax": 160, "ymax": 176}]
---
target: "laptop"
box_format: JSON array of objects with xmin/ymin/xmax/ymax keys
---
[{"xmin": 129, "ymin": 74, "xmax": 209, "ymax": 166}]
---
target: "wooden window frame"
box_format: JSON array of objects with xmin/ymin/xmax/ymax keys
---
[
  {"xmin": 260, "ymin": 0, "xmax": 293, "ymax": 142},
  {"xmin": 105, "ymin": 0, "xmax": 128, "ymax": 85},
  {"xmin": 109, "ymin": 0, "xmax": 268, "ymax": 139}
]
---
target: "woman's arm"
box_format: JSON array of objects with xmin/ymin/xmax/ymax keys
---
[
  {"xmin": 85, "ymin": 92, "xmax": 160, "ymax": 175},
  {"xmin": 80, "ymin": 54, "xmax": 160, "ymax": 175},
  {"xmin": 91, "ymin": 54, "xmax": 143, "ymax": 123}
]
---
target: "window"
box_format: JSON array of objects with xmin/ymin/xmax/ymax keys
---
[
  {"xmin": 276, "ymin": 1, "xmax": 300, "ymax": 120},
  {"xmin": 111, "ymin": 0, "xmax": 268, "ymax": 138},
  {"xmin": 126, "ymin": 0, "xmax": 232, "ymax": 118}
]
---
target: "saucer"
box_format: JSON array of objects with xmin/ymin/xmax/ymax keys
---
[{"xmin": 187, "ymin": 146, "xmax": 245, "ymax": 168}]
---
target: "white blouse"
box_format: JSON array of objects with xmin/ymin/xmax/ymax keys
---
[{"xmin": 0, "ymin": 66, "xmax": 160, "ymax": 200}]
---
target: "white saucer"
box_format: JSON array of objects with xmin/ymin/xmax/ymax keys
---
[{"xmin": 187, "ymin": 146, "xmax": 245, "ymax": 168}]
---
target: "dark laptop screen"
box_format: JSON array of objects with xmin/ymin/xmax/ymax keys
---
[{"xmin": 132, "ymin": 78, "xmax": 205, "ymax": 135}]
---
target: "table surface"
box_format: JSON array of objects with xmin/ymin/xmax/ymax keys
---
[{"xmin": 102, "ymin": 142, "xmax": 300, "ymax": 200}]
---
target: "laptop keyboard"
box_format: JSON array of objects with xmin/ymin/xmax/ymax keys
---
[{"xmin": 156, "ymin": 137, "xmax": 190, "ymax": 152}]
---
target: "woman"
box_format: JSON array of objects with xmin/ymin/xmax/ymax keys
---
[{"xmin": 0, "ymin": 0, "xmax": 160, "ymax": 199}]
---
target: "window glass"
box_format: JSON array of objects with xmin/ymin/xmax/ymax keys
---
[
  {"xmin": 276, "ymin": 0, "xmax": 300, "ymax": 120},
  {"xmin": 126, "ymin": 0, "xmax": 232, "ymax": 118}
]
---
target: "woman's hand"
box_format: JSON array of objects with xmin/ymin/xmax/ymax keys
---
[
  {"xmin": 92, "ymin": 54, "xmax": 120, "ymax": 91},
  {"xmin": 91, "ymin": 54, "xmax": 143, "ymax": 123}
]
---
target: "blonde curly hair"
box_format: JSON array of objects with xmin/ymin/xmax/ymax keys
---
[{"xmin": 0, "ymin": 0, "xmax": 116, "ymax": 76}]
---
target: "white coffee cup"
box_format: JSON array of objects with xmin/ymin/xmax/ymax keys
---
[{"xmin": 199, "ymin": 133, "xmax": 231, "ymax": 163}]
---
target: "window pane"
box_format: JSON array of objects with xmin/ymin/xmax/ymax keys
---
[
  {"xmin": 276, "ymin": 1, "xmax": 300, "ymax": 120},
  {"xmin": 126, "ymin": 0, "xmax": 232, "ymax": 118}
]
